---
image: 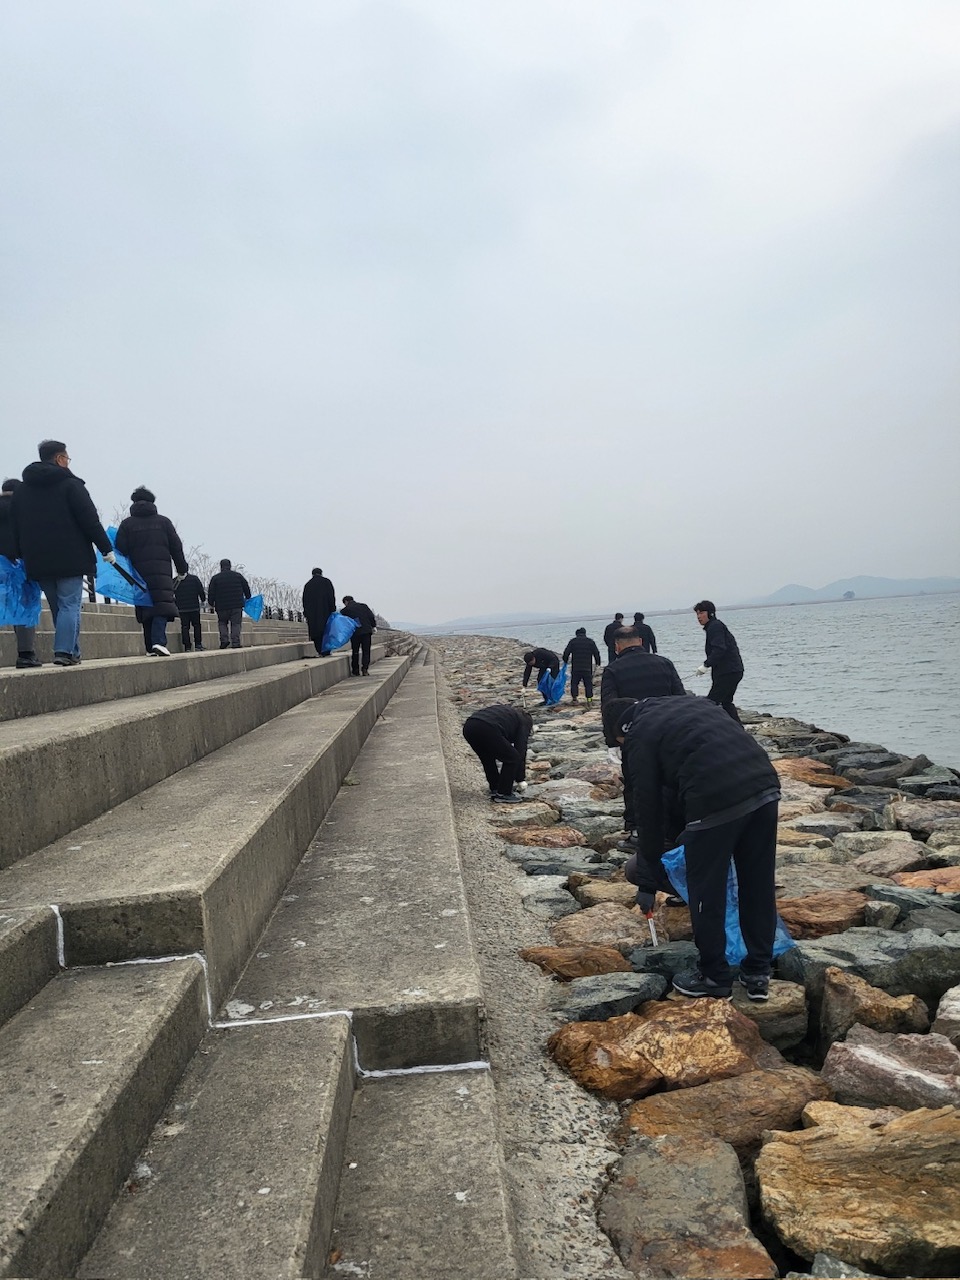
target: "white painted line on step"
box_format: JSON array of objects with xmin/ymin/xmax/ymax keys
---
[
  {"xmin": 103, "ymin": 951, "xmax": 215, "ymax": 1022},
  {"xmin": 357, "ymin": 1059, "xmax": 490, "ymax": 1080},
  {"xmin": 49, "ymin": 904, "xmax": 65, "ymax": 967},
  {"xmin": 213, "ymin": 1009, "xmax": 354, "ymax": 1030}
]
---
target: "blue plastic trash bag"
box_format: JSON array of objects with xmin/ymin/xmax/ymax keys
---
[
  {"xmin": 0, "ymin": 556, "xmax": 42, "ymax": 627},
  {"xmin": 243, "ymin": 594, "xmax": 264, "ymax": 621},
  {"xmin": 321, "ymin": 612, "xmax": 360, "ymax": 654},
  {"xmin": 94, "ymin": 527, "xmax": 153, "ymax": 607},
  {"xmin": 661, "ymin": 843, "xmax": 795, "ymax": 967},
  {"xmin": 537, "ymin": 662, "xmax": 568, "ymax": 706}
]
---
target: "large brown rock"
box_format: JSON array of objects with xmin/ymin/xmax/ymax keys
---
[
  {"xmin": 567, "ymin": 761, "xmax": 621, "ymax": 785},
  {"xmin": 890, "ymin": 797, "xmax": 960, "ymax": 838},
  {"xmin": 667, "ymin": 981, "xmax": 808, "ymax": 1050},
  {"xmin": 517, "ymin": 943, "xmax": 632, "ymax": 980},
  {"xmin": 893, "ymin": 864, "xmax": 960, "ymax": 893},
  {"xmin": 773, "ymin": 758, "xmax": 853, "ymax": 790},
  {"xmin": 547, "ymin": 1000, "xmax": 784, "ymax": 1101},
  {"xmin": 821, "ymin": 1024, "xmax": 960, "ymax": 1109},
  {"xmin": 758, "ymin": 1104, "xmax": 960, "ymax": 1277},
  {"xmin": 851, "ymin": 841, "xmax": 933, "ymax": 877},
  {"xmin": 498, "ymin": 824, "xmax": 587, "ymax": 848},
  {"xmin": 776, "ymin": 827, "xmax": 832, "ymax": 848},
  {"xmin": 549, "ymin": 902, "xmax": 654, "ymax": 954},
  {"xmin": 819, "ymin": 965, "xmax": 929, "ymax": 1046},
  {"xmin": 801, "ymin": 1099, "xmax": 905, "ymax": 1134},
  {"xmin": 600, "ymin": 1134, "xmax": 777, "ymax": 1279},
  {"xmin": 486, "ymin": 800, "xmax": 558, "ymax": 828},
  {"xmin": 776, "ymin": 890, "xmax": 867, "ymax": 939},
  {"xmin": 620, "ymin": 1065, "xmax": 830, "ymax": 1158},
  {"xmin": 573, "ymin": 881, "xmax": 639, "ymax": 909}
]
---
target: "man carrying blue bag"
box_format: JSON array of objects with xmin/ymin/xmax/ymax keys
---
[{"xmin": 606, "ymin": 694, "xmax": 780, "ymax": 1002}]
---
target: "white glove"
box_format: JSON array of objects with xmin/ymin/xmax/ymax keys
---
[
  {"xmin": 104, "ymin": 551, "xmax": 117, "ymax": 565},
  {"xmin": 607, "ymin": 746, "xmax": 622, "ymax": 764},
  {"xmin": 696, "ymin": 665, "xmax": 707, "ymax": 676},
  {"xmin": 516, "ymin": 781, "xmax": 528, "ymax": 792}
]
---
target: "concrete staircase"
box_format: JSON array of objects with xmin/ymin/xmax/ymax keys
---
[{"xmin": 0, "ymin": 639, "xmax": 517, "ymax": 1278}]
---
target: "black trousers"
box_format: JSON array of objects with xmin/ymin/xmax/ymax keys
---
[
  {"xmin": 570, "ymin": 670, "xmax": 593, "ymax": 699},
  {"xmin": 462, "ymin": 717, "xmax": 523, "ymax": 796},
  {"xmin": 707, "ymin": 672, "xmax": 743, "ymax": 723},
  {"xmin": 180, "ymin": 610, "xmax": 202, "ymax": 647},
  {"xmin": 351, "ymin": 631, "xmax": 372, "ymax": 674},
  {"xmin": 606, "ymin": 645, "xmax": 617, "ymax": 665},
  {"xmin": 683, "ymin": 800, "xmax": 779, "ymax": 984}
]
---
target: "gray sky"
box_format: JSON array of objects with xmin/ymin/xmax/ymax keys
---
[{"xmin": 2, "ymin": 1, "xmax": 958, "ymax": 625}]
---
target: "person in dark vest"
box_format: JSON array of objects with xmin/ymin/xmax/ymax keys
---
[
  {"xmin": 462, "ymin": 704, "xmax": 533, "ymax": 804},
  {"xmin": 602, "ymin": 613, "xmax": 624, "ymax": 665},
  {"xmin": 521, "ymin": 647, "xmax": 560, "ymax": 702},
  {"xmin": 115, "ymin": 487, "xmax": 188, "ymax": 657},
  {"xmin": 302, "ymin": 567, "xmax": 337, "ymax": 657},
  {"xmin": 174, "ymin": 568, "xmax": 207, "ymax": 651},
  {"xmin": 632, "ymin": 611, "xmax": 657, "ymax": 653},
  {"xmin": 0, "ymin": 478, "xmax": 41, "ymax": 667},
  {"xmin": 208, "ymin": 559, "xmax": 251, "ymax": 649},
  {"xmin": 562, "ymin": 628, "xmax": 601, "ymax": 704},
  {"xmin": 608, "ymin": 694, "xmax": 780, "ymax": 1001},
  {"xmin": 340, "ymin": 595, "xmax": 377, "ymax": 674},
  {"xmin": 10, "ymin": 440, "xmax": 115, "ymax": 666},
  {"xmin": 694, "ymin": 600, "xmax": 744, "ymax": 723}
]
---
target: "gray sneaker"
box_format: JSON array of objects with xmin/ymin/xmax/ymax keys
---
[
  {"xmin": 492, "ymin": 792, "xmax": 525, "ymax": 804},
  {"xmin": 738, "ymin": 973, "xmax": 770, "ymax": 1002}
]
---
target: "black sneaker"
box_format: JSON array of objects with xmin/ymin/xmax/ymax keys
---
[
  {"xmin": 15, "ymin": 654, "xmax": 42, "ymax": 669},
  {"xmin": 616, "ymin": 832, "xmax": 638, "ymax": 853},
  {"xmin": 739, "ymin": 973, "xmax": 770, "ymax": 1002},
  {"xmin": 53, "ymin": 652, "xmax": 80, "ymax": 667},
  {"xmin": 672, "ymin": 969, "xmax": 733, "ymax": 1000},
  {"xmin": 492, "ymin": 792, "xmax": 525, "ymax": 804}
]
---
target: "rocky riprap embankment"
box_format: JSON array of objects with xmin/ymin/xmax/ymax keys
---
[{"xmin": 433, "ymin": 633, "xmax": 960, "ymax": 1280}]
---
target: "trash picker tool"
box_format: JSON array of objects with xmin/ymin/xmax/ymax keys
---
[{"xmin": 645, "ymin": 912, "xmax": 659, "ymax": 948}]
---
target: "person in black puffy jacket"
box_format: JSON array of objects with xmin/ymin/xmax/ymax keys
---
[
  {"xmin": 115, "ymin": 487, "xmax": 188, "ymax": 656},
  {"xmin": 602, "ymin": 613, "xmax": 624, "ymax": 665},
  {"xmin": 562, "ymin": 628, "xmax": 601, "ymax": 703},
  {"xmin": 462, "ymin": 704, "xmax": 533, "ymax": 803},
  {"xmin": 174, "ymin": 570, "xmax": 207, "ymax": 651},
  {"xmin": 693, "ymin": 600, "xmax": 744, "ymax": 723},
  {"xmin": 609, "ymin": 694, "xmax": 780, "ymax": 1001},
  {"xmin": 521, "ymin": 647, "xmax": 560, "ymax": 702}
]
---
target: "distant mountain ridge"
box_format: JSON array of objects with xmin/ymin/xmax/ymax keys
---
[{"xmin": 745, "ymin": 575, "xmax": 960, "ymax": 605}]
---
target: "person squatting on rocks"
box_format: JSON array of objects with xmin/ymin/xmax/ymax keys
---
[
  {"xmin": 609, "ymin": 694, "xmax": 781, "ymax": 1001},
  {"xmin": 600, "ymin": 626, "xmax": 686, "ymax": 851},
  {"xmin": 174, "ymin": 569, "xmax": 207, "ymax": 650},
  {"xmin": 562, "ymin": 627, "xmax": 601, "ymax": 704},
  {"xmin": 208, "ymin": 559, "xmax": 252, "ymax": 649},
  {"xmin": 632, "ymin": 611, "xmax": 657, "ymax": 654},
  {"xmin": 602, "ymin": 612, "xmax": 624, "ymax": 665},
  {"xmin": 694, "ymin": 599, "xmax": 744, "ymax": 724},
  {"xmin": 522, "ymin": 647, "xmax": 560, "ymax": 702},
  {"xmin": 10, "ymin": 440, "xmax": 116, "ymax": 666},
  {"xmin": 462, "ymin": 703, "xmax": 533, "ymax": 805},
  {"xmin": 0, "ymin": 478, "xmax": 41, "ymax": 668},
  {"xmin": 340, "ymin": 595, "xmax": 377, "ymax": 675},
  {"xmin": 302, "ymin": 567, "xmax": 337, "ymax": 657},
  {"xmin": 115, "ymin": 488, "xmax": 188, "ymax": 657}
]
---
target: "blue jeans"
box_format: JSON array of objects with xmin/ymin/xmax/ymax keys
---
[{"xmin": 39, "ymin": 576, "xmax": 84, "ymax": 658}]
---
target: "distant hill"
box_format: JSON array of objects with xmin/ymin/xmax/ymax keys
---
[
  {"xmin": 395, "ymin": 610, "xmax": 573, "ymax": 633},
  {"xmin": 746, "ymin": 575, "xmax": 960, "ymax": 605}
]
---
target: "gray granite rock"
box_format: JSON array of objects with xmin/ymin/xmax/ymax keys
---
[
  {"xmin": 933, "ymin": 984, "xmax": 960, "ymax": 1047},
  {"xmin": 549, "ymin": 972, "xmax": 667, "ymax": 1021},
  {"xmin": 898, "ymin": 766, "xmax": 960, "ymax": 796},
  {"xmin": 785, "ymin": 1254, "xmax": 881, "ymax": 1278},
  {"xmin": 863, "ymin": 900, "xmax": 900, "ymax": 929},
  {"xmin": 896, "ymin": 905, "xmax": 960, "ymax": 935},
  {"xmin": 517, "ymin": 875, "xmax": 580, "ymax": 920},
  {"xmin": 864, "ymin": 884, "xmax": 960, "ymax": 915},
  {"xmin": 629, "ymin": 940, "xmax": 699, "ymax": 980},
  {"xmin": 833, "ymin": 830, "xmax": 915, "ymax": 854},
  {"xmin": 928, "ymin": 826, "xmax": 960, "ymax": 850},
  {"xmin": 782, "ymin": 813, "xmax": 864, "ymax": 838}
]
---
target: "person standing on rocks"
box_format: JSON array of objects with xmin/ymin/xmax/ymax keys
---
[
  {"xmin": 10, "ymin": 440, "xmax": 116, "ymax": 666},
  {"xmin": 0, "ymin": 479, "xmax": 41, "ymax": 668},
  {"xmin": 208, "ymin": 559, "xmax": 252, "ymax": 649},
  {"xmin": 302, "ymin": 567, "xmax": 337, "ymax": 657},
  {"xmin": 462, "ymin": 703, "xmax": 533, "ymax": 804},
  {"xmin": 602, "ymin": 613, "xmax": 624, "ymax": 665},
  {"xmin": 694, "ymin": 600, "xmax": 744, "ymax": 724},
  {"xmin": 522, "ymin": 647, "xmax": 560, "ymax": 701},
  {"xmin": 174, "ymin": 567, "xmax": 207, "ymax": 651},
  {"xmin": 632, "ymin": 611, "xmax": 657, "ymax": 653},
  {"xmin": 115, "ymin": 487, "xmax": 188, "ymax": 657},
  {"xmin": 340, "ymin": 595, "xmax": 377, "ymax": 674},
  {"xmin": 600, "ymin": 626, "xmax": 686, "ymax": 851},
  {"xmin": 608, "ymin": 693, "xmax": 780, "ymax": 1001},
  {"xmin": 562, "ymin": 628, "xmax": 601, "ymax": 704}
]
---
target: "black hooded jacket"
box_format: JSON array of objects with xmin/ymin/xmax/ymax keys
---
[
  {"xmin": 115, "ymin": 501, "xmax": 188, "ymax": 620},
  {"xmin": 562, "ymin": 634, "xmax": 601, "ymax": 673},
  {"xmin": 702, "ymin": 617, "xmax": 744, "ymax": 676},
  {"xmin": 303, "ymin": 573, "xmax": 337, "ymax": 639},
  {"xmin": 622, "ymin": 696, "xmax": 779, "ymax": 863},
  {"xmin": 599, "ymin": 647, "xmax": 685, "ymax": 743},
  {"xmin": 11, "ymin": 462, "xmax": 112, "ymax": 580}
]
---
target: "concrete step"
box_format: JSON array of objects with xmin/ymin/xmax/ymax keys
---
[
  {"xmin": 0, "ymin": 622, "xmax": 309, "ymax": 665},
  {"xmin": 224, "ymin": 661, "xmax": 484, "ymax": 1070},
  {"xmin": 78, "ymin": 1016, "xmax": 355, "ymax": 1280},
  {"xmin": 0, "ymin": 958, "xmax": 208, "ymax": 1278},
  {"xmin": 0, "ymin": 656, "xmax": 412, "ymax": 1008},
  {"xmin": 26, "ymin": 604, "xmax": 310, "ymax": 635},
  {"xmin": 0, "ymin": 907, "xmax": 59, "ymax": 1026},
  {"xmin": 325, "ymin": 1070, "xmax": 518, "ymax": 1280},
  {"xmin": 0, "ymin": 646, "xmax": 386, "ymax": 868}
]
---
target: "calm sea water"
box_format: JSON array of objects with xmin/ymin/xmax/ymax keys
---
[{"xmin": 475, "ymin": 594, "xmax": 960, "ymax": 769}]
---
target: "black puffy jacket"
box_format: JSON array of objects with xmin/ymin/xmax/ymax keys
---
[
  {"xmin": 11, "ymin": 462, "xmax": 112, "ymax": 579},
  {"xmin": 622, "ymin": 696, "xmax": 779, "ymax": 862},
  {"xmin": 467, "ymin": 704, "xmax": 532, "ymax": 780},
  {"xmin": 208, "ymin": 570, "xmax": 251, "ymax": 614},
  {"xmin": 341, "ymin": 600, "xmax": 377, "ymax": 635},
  {"xmin": 599, "ymin": 648, "xmax": 685, "ymax": 743},
  {"xmin": 562, "ymin": 635, "xmax": 601, "ymax": 672},
  {"xmin": 703, "ymin": 617, "xmax": 743, "ymax": 676},
  {"xmin": 115, "ymin": 502, "xmax": 188, "ymax": 620},
  {"xmin": 174, "ymin": 573, "xmax": 206, "ymax": 612},
  {"xmin": 0, "ymin": 489, "xmax": 18, "ymax": 560}
]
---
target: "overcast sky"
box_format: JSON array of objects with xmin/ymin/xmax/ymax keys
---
[{"xmin": 2, "ymin": 2, "xmax": 958, "ymax": 624}]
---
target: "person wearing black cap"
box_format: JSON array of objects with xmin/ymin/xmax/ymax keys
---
[
  {"xmin": 693, "ymin": 600, "xmax": 744, "ymax": 723},
  {"xmin": 562, "ymin": 628, "xmax": 601, "ymax": 704},
  {"xmin": 632, "ymin": 612, "xmax": 657, "ymax": 654},
  {"xmin": 115, "ymin": 487, "xmax": 189, "ymax": 657},
  {"xmin": 0, "ymin": 478, "xmax": 41, "ymax": 668},
  {"xmin": 302, "ymin": 567, "xmax": 337, "ymax": 657},
  {"xmin": 602, "ymin": 613, "xmax": 624, "ymax": 665},
  {"xmin": 462, "ymin": 704, "xmax": 533, "ymax": 804},
  {"xmin": 522, "ymin": 647, "xmax": 560, "ymax": 702}
]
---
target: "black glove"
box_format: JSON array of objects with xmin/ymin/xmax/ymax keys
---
[{"xmin": 635, "ymin": 891, "xmax": 655, "ymax": 914}]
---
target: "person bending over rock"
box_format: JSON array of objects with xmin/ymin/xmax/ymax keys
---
[
  {"xmin": 609, "ymin": 694, "xmax": 780, "ymax": 1002},
  {"xmin": 693, "ymin": 599, "xmax": 744, "ymax": 723},
  {"xmin": 462, "ymin": 704, "xmax": 533, "ymax": 804},
  {"xmin": 340, "ymin": 595, "xmax": 377, "ymax": 674},
  {"xmin": 522, "ymin": 647, "xmax": 560, "ymax": 701},
  {"xmin": 562, "ymin": 628, "xmax": 601, "ymax": 704}
]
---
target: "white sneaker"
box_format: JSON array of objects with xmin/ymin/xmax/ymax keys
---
[{"xmin": 151, "ymin": 645, "xmax": 171, "ymax": 657}]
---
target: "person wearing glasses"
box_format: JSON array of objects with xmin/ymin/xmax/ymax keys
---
[{"xmin": 10, "ymin": 440, "xmax": 115, "ymax": 666}]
